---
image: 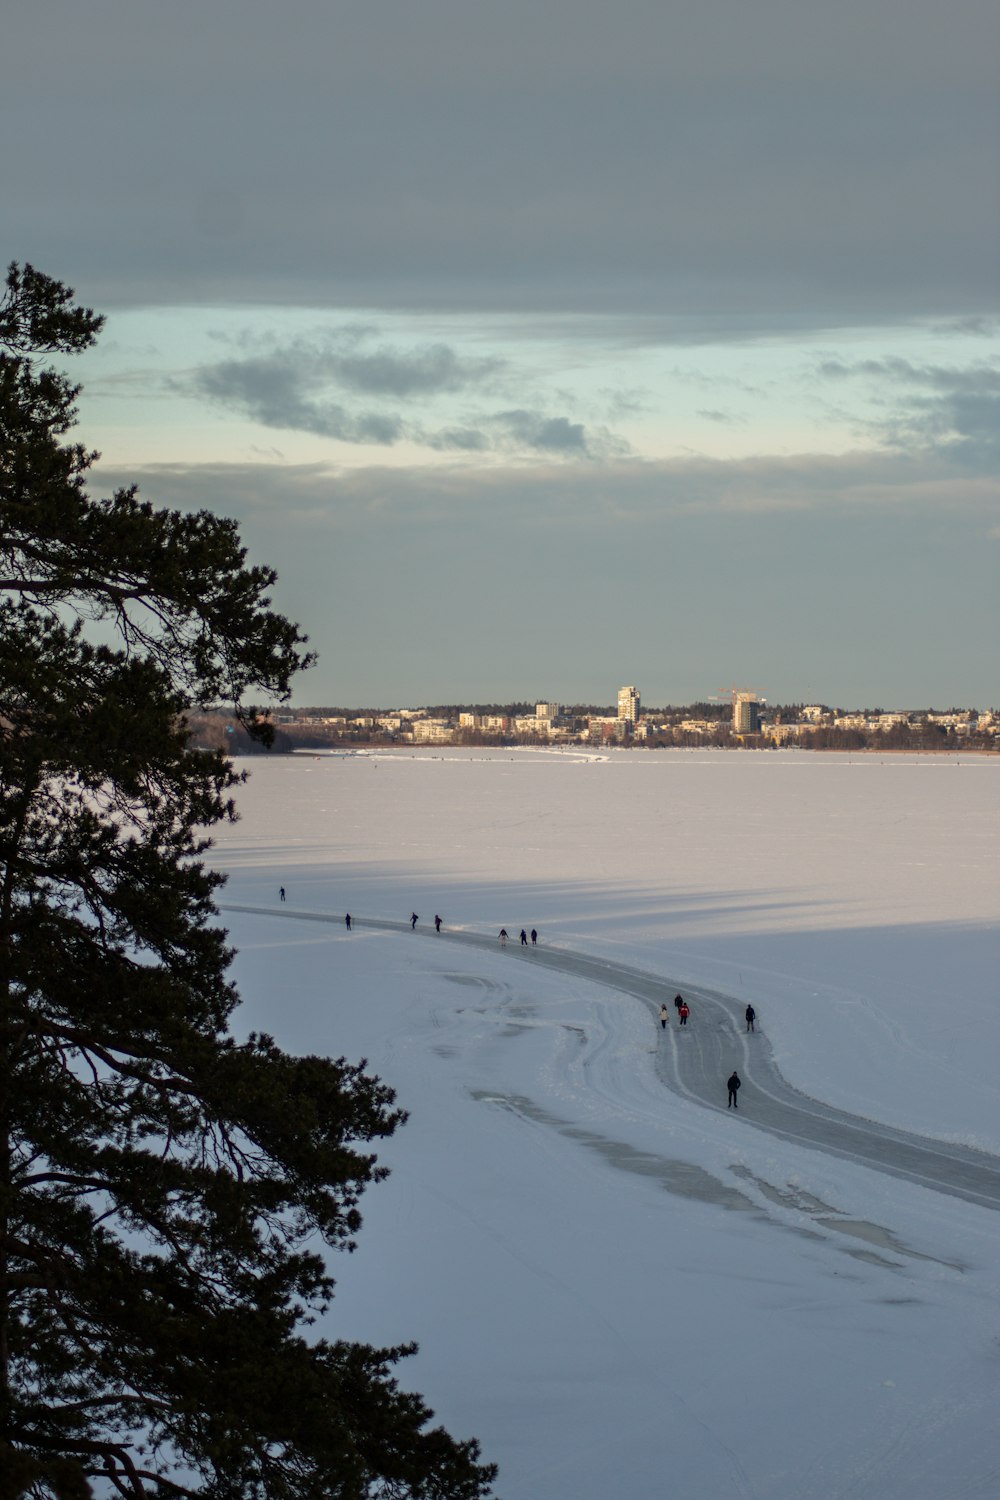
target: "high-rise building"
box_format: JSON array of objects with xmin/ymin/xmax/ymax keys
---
[
  {"xmin": 618, "ymin": 685, "xmax": 640, "ymax": 725},
  {"xmin": 732, "ymin": 692, "xmax": 761, "ymax": 734}
]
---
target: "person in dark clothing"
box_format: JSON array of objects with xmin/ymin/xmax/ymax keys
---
[
  {"xmin": 678, "ymin": 1002, "xmax": 690, "ymax": 1026},
  {"xmin": 410, "ymin": 912, "xmax": 418, "ymax": 930},
  {"xmin": 531, "ymin": 928, "xmax": 537, "ymax": 945},
  {"xmin": 434, "ymin": 914, "xmax": 442, "ymax": 932},
  {"xmin": 498, "ymin": 928, "xmax": 508, "ymax": 946},
  {"xmin": 345, "ymin": 913, "xmax": 351, "ymax": 930},
  {"xmin": 745, "ymin": 1004, "xmax": 756, "ymax": 1032},
  {"xmin": 279, "ymin": 887, "xmax": 286, "ymax": 902},
  {"xmin": 727, "ymin": 1071, "xmax": 741, "ymax": 1108},
  {"xmin": 674, "ymin": 993, "xmax": 684, "ymax": 1017},
  {"xmin": 520, "ymin": 929, "xmax": 528, "ymax": 945}
]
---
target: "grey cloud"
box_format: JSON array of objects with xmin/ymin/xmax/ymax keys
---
[
  {"xmin": 421, "ymin": 410, "xmax": 626, "ymax": 458},
  {"xmin": 601, "ymin": 388, "xmax": 648, "ymax": 420},
  {"xmin": 190, "ymin": 330, "xmax": 507, "ymax": 445},
  {"xmin": 493, "ymin": 411, "xmax": 588, "ymax": 454},
  {"xmin": 697, "ymin": 409, "xmax": 744, "ymax": 425},
  {"xmin": 348, "ymin": 411, "xmax": 405, "ymax": 446},
  {"xmin": 424, "ymin": 427, "xmax": 491, "ymax": 453},
  {"xmin": 99, "ymin": 443, "xmax": 999, "ymax": 540},
  {"xmin": 330, "ymin": 344, "xmax": 502, "ymax": 398},
  {"xmin": 192, "ymin": 356, "xmax": 405, "ymax": 443},
  {"xmin": 935, "ymin": 316, "xmax": 1000, "ymax": 339},
  {"xmin": 195, "ymin": 330, "xmax": 500, "ymax": 404},
  {"xmin": 5, "ymin": 2, "xmax": 996, "ymax": 321},
  {"xmin": 817, "ymin": 357, "xmax": 1000, "ymax": 468},
  {"xmin": 190, "ymin": 344, "xmax": 606, "ymax": 456}
]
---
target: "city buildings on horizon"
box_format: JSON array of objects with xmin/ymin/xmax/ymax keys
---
[{"xmin": 254, "ymin": 685, "xmax": 998, "ymax": 750}]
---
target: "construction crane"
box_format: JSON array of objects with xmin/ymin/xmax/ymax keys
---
[
  {"xmin": 712, "ymin": 686, "xmax": 764, "ymax": 707},
  {"xmin": 710, "ymin": 687, "xmax": 768, "ymax": 735}
]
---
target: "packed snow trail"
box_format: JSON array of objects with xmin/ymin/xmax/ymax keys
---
[{"xmin": 223, "ymin": 905, "xmax": 1000, "ymax": 1213}]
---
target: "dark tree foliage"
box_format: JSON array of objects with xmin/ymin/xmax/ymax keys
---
[{"xmin": 0, "ymin": 265, "xmax": 496, "ymax": 1500}]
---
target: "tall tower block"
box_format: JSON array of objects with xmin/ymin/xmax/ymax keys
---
[{"xmin": 618, "ymin": 685, "xmax": 640, "ymax": 725}]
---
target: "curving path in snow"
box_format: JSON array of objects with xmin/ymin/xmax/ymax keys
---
[{"xmin": 224, "ymin": 905, "xmax": 1000, "ymax": 1214}]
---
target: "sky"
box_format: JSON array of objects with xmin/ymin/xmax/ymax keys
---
[{"xmin": 3, "ymin": 0, "xmax": 998, "ymax": 707}]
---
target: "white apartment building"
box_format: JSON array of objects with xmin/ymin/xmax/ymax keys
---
[
  {"xmin": 411, "ymin": 719, "xmax": 455, "ymax": 743},
  {"xmin": 874, "ymin": 713, "xmax": 911, "ymax": 730},
  {"xmin": 617, "ymin": 685, "xmax": 640, "ymax": 724},
  {"xmin": 926, "ymin": 711, "xmax": 974, "ymax": 727}
]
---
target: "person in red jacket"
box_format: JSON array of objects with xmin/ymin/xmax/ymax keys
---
[{"xmin": 679, "ymin": 1001, "xmax": 690, "ymax": 1026}]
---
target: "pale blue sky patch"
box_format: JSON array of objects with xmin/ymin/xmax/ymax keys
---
[{"xmin": 76, "ymin": 306, "xmax": 999, "ymax": 467}]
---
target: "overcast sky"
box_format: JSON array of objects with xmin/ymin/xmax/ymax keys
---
[{"xmin": 4, "ymin": 0, "xmax": 998, "ymax": 706}]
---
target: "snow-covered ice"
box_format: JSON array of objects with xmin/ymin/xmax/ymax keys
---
[{"xmin": 213, "ymin": 748, "xmax": 1000, "ymax": 1500}]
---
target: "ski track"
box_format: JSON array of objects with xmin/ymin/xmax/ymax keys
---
[{"xmin": 222, "ymin": 904, "xmax": 1000, "ymax": 1214}]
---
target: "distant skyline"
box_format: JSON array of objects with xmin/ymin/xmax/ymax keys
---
[
  {"xmin": 280, "ymin": 694, "xmax": 990, "ymax": 713},
  {"xmin": 4, "ymin": 1, "xmax": 997, "ymax": 705}
]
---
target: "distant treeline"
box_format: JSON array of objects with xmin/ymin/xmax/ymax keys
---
[{"xmin": 185, "ymin": 713, "xmax": 294, "ymax": 755}]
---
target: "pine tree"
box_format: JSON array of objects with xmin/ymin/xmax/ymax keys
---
[{"xmin": 0, "ymin": 264, "xmax": 496, "ymax": 1500}]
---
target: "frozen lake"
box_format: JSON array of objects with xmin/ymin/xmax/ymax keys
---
[{"xmin": 213, "ymin": 748, "xmax": 1000, "ymax": 1500}]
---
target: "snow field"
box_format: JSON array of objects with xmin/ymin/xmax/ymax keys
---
[{"xmin": 213, "ymin": 749, "xmax": 1000, "ymax": 1500}]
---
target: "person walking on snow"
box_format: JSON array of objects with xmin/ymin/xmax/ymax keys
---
[
  {"xmin": 745, "ymin": 1004, "xmax": 756, "ymax": 1032},
  {"xmin": 345, "ymin": 913, "xmax": 351, "ymax": 930},
  {"xmin": 659, "ymin": 1003, "xmax": 669, "ymax": 1029},
  {"xmin": 410, "ymin": 912, "xmax": 418, "ymax": 930},
  {"xmin": 673, "ymin": 993, "xmax": 684, "ymax": 1018},
  {"xmin": 498, "ymin": 928, "xmax": 508, "ymax": 947},
  {"xmin": 279, "ymin": 887, "xmax": 286, "ymax": 902},
  {"xmin": 678, "ymin": 1001, "xmax": 690, "ymax": 1026},
  {"xmin": 434, "ymin": 914, "xmax": 442, "ymax": 932},
  {"xmin": 531, "ymin": 928, "xmax": 537, "ymax": 945},
  {"xmin": 520, "ymin": 929, "xmax": 528, "ymax": 945},
  {"xmin": 727, "ymin": 1071, "xmax": 741, "ymax": 1108}
]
